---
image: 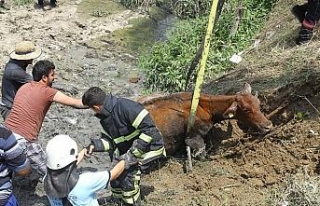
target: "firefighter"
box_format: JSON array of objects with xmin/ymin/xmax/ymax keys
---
[{"xmin": 82, "ymin": 86, "xmax": 166, "ymax": 206}]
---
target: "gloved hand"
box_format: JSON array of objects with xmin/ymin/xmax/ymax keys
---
[{"xmin": 119, "ymin": 151, "xmax": 139, "ymax": 169}]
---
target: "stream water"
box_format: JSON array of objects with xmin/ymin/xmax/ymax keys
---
[
  {"xmin": 77, "ymin": 0, "xmax": 177, "ymax": 57},
  {"xmin": 62, "ymin": 0, "xmax": 178, "ymax": 98}
]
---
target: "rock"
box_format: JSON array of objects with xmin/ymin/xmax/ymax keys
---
[
  {"xmin": 248, "ymin": 178, "xmax": 265, "ymax": 187},
  {"xmin": 241, "ymin": 163, "xmax": 265, "ymax": 178},
  {"xmin": 74, "ymin": 21, "xmax": 86, "ymax": 29},
  {"xmin": 129, "ymin": 77, "xmax": 140, "ymax": 83},
  {"xmin": 64, "ymin": 117, "xmax": 77, "ymax": 125},
  {"xmin": 308, "ymin": 129, "xmax": 319, "ymax": 137},
  {"xmin": 264, "ymin": 175, "xmax": 277, "ymax": 185}
]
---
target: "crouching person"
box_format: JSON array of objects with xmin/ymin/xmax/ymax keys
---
[
  {"xmin": 44, "ymin": 135, "xmax": 127, "ymax": 206},
  {"xmin": 82, "ymin": 87, "xmax": 166, "ymax": 206},
  {"xmin": 0, "ymin": 126, "xmax": 30, "ymax": 206}
]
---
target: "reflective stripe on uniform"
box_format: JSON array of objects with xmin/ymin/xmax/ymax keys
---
[
  {"xmin": 113, "ymin": 148, "xmax": 120, "ymax": 157},
  {"xmin": 139, "ymin": 133, "xmax": 152, "ymax": 143},
  {"xmin": 132, "ymin": 109, "xmax": 149, "ymax": 128},
  {"xmin": 122, "ymin": 172, "xmax": 141, "ymax": 204},
  {"xmin": 101, "ymin": 139, "xmax": 110, "ymax": 151},
  {"xmin": 122, "ymin": 182, "xmax": 140, "ymax": 200},
  {"xmin": 131, "ymin": 148, "xmax": 143, "ymax": 158},
  {"xmin": 142, "ymin": 147, "xmax": 165, "ymax": 162},
  {"xmin": 122, "ymin": 190, "xmax": 140, "ymax": 204},
  {"xmin": 111, "ymin": 187, "xmax": 122, "ymax": 198},
  {"xmin": 135, "ymin": 169, "xmax": 141, "ymax": 180},
  {"xmin": 113, "ymin": 130, "xmax": 140, "ymax": 144}
]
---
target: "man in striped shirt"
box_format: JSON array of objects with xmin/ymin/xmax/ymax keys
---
[{"xmin": 0, "ymin": 126, "xmax": 30, "ymax": 206}]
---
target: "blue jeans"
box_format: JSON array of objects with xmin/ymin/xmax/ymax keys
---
[{"xmin": 5, "ymin": 194, "xmax": 19, "ymax": 206}]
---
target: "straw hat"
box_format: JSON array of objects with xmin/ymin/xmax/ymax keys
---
[{"xmin": 9, "ymin": 41, "xmax": 42, "ymax": 60}]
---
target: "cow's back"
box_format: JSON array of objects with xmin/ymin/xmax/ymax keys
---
[{"xmin": 141, "ymin": 93, "xmax": 192, "ymax": 155}]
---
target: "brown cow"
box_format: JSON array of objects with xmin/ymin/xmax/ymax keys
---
[{"xmin": 138, "ymin": 83, "xmax": 272, "ymax": 157}]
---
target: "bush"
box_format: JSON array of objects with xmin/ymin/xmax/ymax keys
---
[
  {"xmin": 139, "ymin": 18, "xmax": 206, "ymax": 91},
  {"xmin": 13, "ymin": 0, "xmax": 34, "ymax": 6},
  {"xmin": 139, "ymin": 0, "xmax": 277, "ymax": 92}
]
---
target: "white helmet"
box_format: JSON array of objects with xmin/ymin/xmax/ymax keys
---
[{"xmin": 46, "ymin": 135, "xmax": 78, "ymax": 170}]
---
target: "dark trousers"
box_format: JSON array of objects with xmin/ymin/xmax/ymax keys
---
[
  {"xmin": 38, "ymin": 0, "xmax": 56, "ymax": 6},
  {"xmin": 110, "ymin": 165, "xmax": 141, "ymax": 206},
  {"xmin": 0, "ymin": 104, "xmax": 10, "ymax": 120},
  {"xmin": 307, "ymin": 0, "xmax": 320, "ymax": 22},
  {"xmin": 300, "ymin": 0, "xmax": 320, "ymax": 22}
]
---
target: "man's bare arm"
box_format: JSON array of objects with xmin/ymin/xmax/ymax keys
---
[
  {"xmin": 53, "ymin": 91, "xmax": 88, "ymax": 109},
  {"xmin": 110, "ymin": 160, "xmax": 125, "ymax": 181}
]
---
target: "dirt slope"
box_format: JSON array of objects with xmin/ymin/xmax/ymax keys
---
[
  {"xmin": 1, "ymin": 0, "xmax": 320, "ymax": 205},
  {"xmin": 142, "ymin": 0, "xmax": 320, "ymax": 205}
]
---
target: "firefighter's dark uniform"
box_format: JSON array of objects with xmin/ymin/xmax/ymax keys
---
[{"xmin": 90, "ymin": 94, "xmax": 166, "ymax": 205}]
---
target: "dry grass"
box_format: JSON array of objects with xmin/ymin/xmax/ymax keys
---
[
  {"xmin": 267, "ymin": 167, "xmax": 320, "ymax": 206},
  {"xmin": 203, "ymin": 0, "xmax": 320, "ymax": 97},
  {"xmin": 202, "ymin": 2, "xmax": 320, "ymax": 203}
]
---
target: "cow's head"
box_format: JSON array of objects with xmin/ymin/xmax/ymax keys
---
[{"xmin": 222, "ymin": 83, "xmax": 273, "ymax": 134}]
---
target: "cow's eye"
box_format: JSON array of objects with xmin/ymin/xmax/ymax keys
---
[{"xmin": 242, "ymin": 108, "xmax": 250, "ymax": 113}]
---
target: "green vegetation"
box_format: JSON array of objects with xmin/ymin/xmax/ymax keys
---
[
  {"xmin": 77, "ymin": 0, "xmax": 125, "ymax": 19},
  {"xmin": 172, "ymin": 0, "xmax": 211, "ymax": 18},
  {"xmin": 13, "ymin": 0, "xmax": 33, "ymax": 6},
  {"xmin": 111, "ymin": 11, "xmax": 168, "ymax": 55},
  {"xmin": 139, "ymin": 17, "xmax": 206, "ymax": 91},
  {"xmin": 137, "ymin": 0, "xmax": 277, "ymax": 92},
  {"xmin": 119, "ymin": 0, "xmax": 156, "ymax": 9}
]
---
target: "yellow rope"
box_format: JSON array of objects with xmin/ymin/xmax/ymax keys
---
[{"xmin": 187, "ymin": 0, "xmax": 220, "ymax": 132}]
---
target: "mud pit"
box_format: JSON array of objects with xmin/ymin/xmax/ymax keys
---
[
  {"xmin": 1, "ymin": 0, "xmax": 320, "ymax": 205},
  {"xmin": 140, "ymin": 76, "xmax": 320, "ymax": 205}
]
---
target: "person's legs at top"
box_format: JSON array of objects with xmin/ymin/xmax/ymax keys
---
[
  {"xmin": 37, "ymin": 0, "xmax": 44, "ymax": 8},
  {"xmin": 296, "ymin": 0, "xmax": 320, "ymax": 44},
  {"xmin": 306, "ymin": 0, "xmax": 320, "ymax": 22},
  {"xmin": 50, "ymin": 0, "xmax": 56, "ymax": 7},
  {"xmin": 292, "ymin": 3, "xmax": 308, "ymax": 23}
]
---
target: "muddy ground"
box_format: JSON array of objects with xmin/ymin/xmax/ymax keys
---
[{"xmin": 1, "ymin": 0, "xmax": 320, "ymax": 205}]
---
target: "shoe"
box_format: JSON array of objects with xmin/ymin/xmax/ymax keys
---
[
  {"xmin": 98, "ymin": 196, "xmax": 121, "ymax": 206},
  {"xmin": 121, "ymin": 195, "xmax": 141, "ymax": 206},
  {"xmin": 49, "ymin": 3, "xmax": 57, "ymax": 8},
  {"xmin": 35, "ymin": 3, "xmax": 44, "ymax": 9},
  {"xmin": 50, "ymin": 1, "xmax": 57, "ymax": 8},
  {"xmin": 37, "ymin": 0, "xmax": 44, "ymax": 9},
  {"xmin": 296, "ymin": 26, "xmax": 313, "ymax": 45},
  {"xmin": 291, "ymin": 5, "xmax": 306, "ymax": 23}
]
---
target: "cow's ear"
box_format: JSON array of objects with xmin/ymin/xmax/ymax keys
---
[
  {"xmin": 240, "ymin": 82, "xmax": 252, "ymax": 94},
  {"xmin": 223, "ymin": 101, "xmax": 238, "ymax": 118}
]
